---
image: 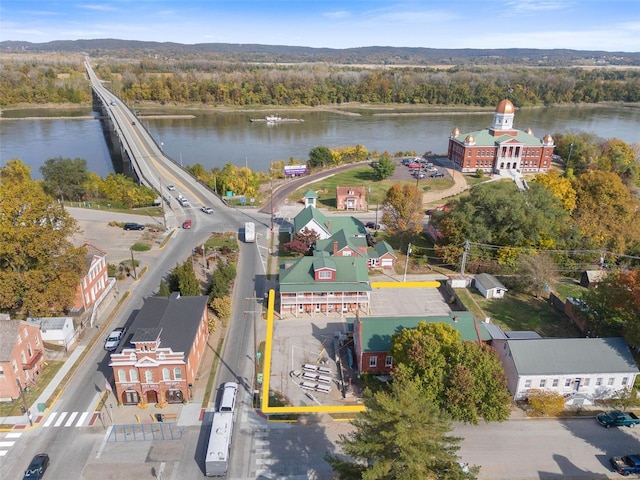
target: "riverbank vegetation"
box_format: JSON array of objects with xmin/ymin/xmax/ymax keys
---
[{"xmin": 2, "ymin": 52, "xmax": 640, "ymax": 108}]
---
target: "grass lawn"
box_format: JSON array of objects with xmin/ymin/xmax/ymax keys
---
[
  {"xmin": 287, "ymin": 166, "xmax": 454, "ymax": 209},
  {"xmin": 0, "ymin": 360, "xmax": 64, "ymax": 418},
  {"xmin": 205, "ymin": 232, "xmax": 239, "ymax": 250},
  {"xmin": 477, "ymin": 291, "xmax": 583, "ymax": 338},
  {"xmin": 552, "ymin": 277, "xmax": 587, "ymax": 302}
]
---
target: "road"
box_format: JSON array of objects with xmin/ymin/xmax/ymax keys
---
[{"xmin": 1, "ymin": 202, "xmax": 272, "ymax": 479}]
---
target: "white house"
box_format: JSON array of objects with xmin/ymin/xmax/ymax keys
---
[
  {"xmin": 474, "ymin": 273, "xmax": 507, "ymax": 299},
  {"xmin": 494, "ymin": 337, "xmax": 639, "ymax": 404},
  {"xmin": 27, "ymin": 317, "xmax": 76, "ymax": 351}
]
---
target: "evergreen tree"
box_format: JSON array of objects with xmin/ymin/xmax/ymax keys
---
[
  {"xmin": 325, "ymin": 379, "xmax": 477, "ymax": 480},
  {"xmin": 157, "ymin": 279, "xmax": 171, "ymax": 297}
]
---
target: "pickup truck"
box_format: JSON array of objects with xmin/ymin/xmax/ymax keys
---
[
  {"xmin": 597, "ymin": 410, "xmax": 640, "ymax": 428},
  {"xmin": 610, "ymin": 454, "xmax": 640, "ymax": 476}
]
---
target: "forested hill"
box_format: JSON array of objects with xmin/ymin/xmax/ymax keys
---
[{"xmin": 2, "ymin": 39, "xmax": 639, "ymax": 66}]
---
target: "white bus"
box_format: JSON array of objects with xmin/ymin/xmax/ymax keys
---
[
  {"xmin": 204, "ymin": 411, "xmax": 234, "ymax": 477},
  {"xmin": 244, "ymin": 222, "xmax": 255, "ymax": 242}
]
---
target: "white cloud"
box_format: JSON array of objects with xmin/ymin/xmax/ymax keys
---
[
  {"xmin": 323, "ymin": 10, "xmax": 351, "ymax": 19},
  {"xmin": 79, "ymin": 4, "xmax": 118, "ymax": 12}
]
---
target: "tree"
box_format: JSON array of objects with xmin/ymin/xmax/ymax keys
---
[
  {"xmin": 581, "ymin": 268, "xmax": 640, "ymax": 343},
  {"xmin": 157, "ymin": 279, "xmax": 171, "ymax": 297},
  {"xmin": 284, "ymin": 228, "xmax": 319, "ymax": 255},
  {"xmin": 325, "ymin": 378, "xmax": 477, "ymax": 480},
  {"xmin": 526, "ymin": 390, "xmax": 565, "ymax": 416},
  {"xmin": 598, "ymin": 138, "xmax": 638, "ymax": 186},
  {"xmin": 532, "ymin": 171, "xmax": 577, "ymax": 213},
  {"xmin": 40, "ymin": 156, "xmax": 90, "ymax": 201},
  {"xmin": 572, "ymin": 170, "xmax": 640, "ymax": 253},
  {"xmin": 0, "ymin": 159, "xmax": 86, "ymax": 314},
  {"xmin": 381, "ymin": 184, "xmax": 423, "ymax": 247},
  {"xmin": 389, "ymin": 322, "xmax": 511, "ymax": 424},
  {"xmin": 168, "ymin": 261, "xmax": 200, "ymax": 297},
  {"xmin": 210, "ymin": 296, "xmax": 232, "ymax": 323},
  {"xmin": 515, "ymin": 252, "xmax": 557, "ymax": 298},
  {"xmin": 371, "ymin": 153, "xmax": 396, "ymax": 180},
  {"xmin": 308, "ymin": 146, "xmax": 332, "ymax": 168}
]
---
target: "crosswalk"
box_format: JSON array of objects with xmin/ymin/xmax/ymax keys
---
[
  {"xmin": 42, "ymin": 411, "xmax": 95, "ymax": 428},
  {"xmin": 0, "ymin": 432, "xmax": 22, "ymax": 457}
]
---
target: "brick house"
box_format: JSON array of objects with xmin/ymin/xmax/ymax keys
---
[
  {"xmin": 70, "ymin": 243, "xmax": 111, "ymax": 313},
  {"xmin": 447, "ymin": 99, "xmax": 554, "ymax": 175},
  {"xmin": 279, "ymin": 253, "xmax": 371, "ymax": 318},
  {"xmin": 109, "ymin": 293, "xmax": 209, "ymax": 405},
  {"xmin": 352, "ymin": 312, "xmax": 490, "ymax": 374},
  {"xmin": 336, "ymin": 186, "xmax": 367, "ymax": 210},
  {"xmin": 0, "ymin": 315, "xmax": 46, "ymax": 402},
  {"xmin": 315, "ymin": 230, "xmax": 397, "ymax": 270}
]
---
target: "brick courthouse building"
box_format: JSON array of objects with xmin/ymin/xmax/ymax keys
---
[{"xmin": 447, "ymin": 99, "xmax": 555, "ymax": 175}]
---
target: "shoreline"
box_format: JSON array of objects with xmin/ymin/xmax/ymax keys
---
[{"xmin": 1, "ymin": 101, "xmax": 638, "ymax": 120}]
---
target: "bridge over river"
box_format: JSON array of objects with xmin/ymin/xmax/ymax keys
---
[{"xmin": 85, "ymin": 58, "xmax": 224, "ymax": 215}]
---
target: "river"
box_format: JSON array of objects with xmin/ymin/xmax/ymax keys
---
[{"xmin": 1, "ymin": 104, "xmax": 638, "ymax": 178}]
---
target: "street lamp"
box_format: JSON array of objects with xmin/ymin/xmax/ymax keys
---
[{"xmin": 567, "ymin": 142, "xmax": 574, "ymax": 167}]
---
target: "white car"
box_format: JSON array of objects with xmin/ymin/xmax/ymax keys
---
[
  {"xmin": 104, "ymin": 327, "xmax": 126, "ymax": 352},
  {"xmin": 201, "ymin": 206, "xmax": 214, "ymax": 214},
  {"xmin": 167, "ymin": 184, "xmax": 176, "ymax": 191}
]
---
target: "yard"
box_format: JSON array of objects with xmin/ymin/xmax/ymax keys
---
[{"xmin": 455, "ymin": 287, "xmax": 584, "ymax": 338}]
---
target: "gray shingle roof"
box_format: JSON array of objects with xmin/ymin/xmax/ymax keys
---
[
  {"xmin": 0, "ymin": 319, "xmax": 21, "ymax": 361},
  {"xmin": 507, "ymin": 337, "xmax": 639, "ymax": 376},
  {"xmin": 122, "ymin": 294, "xmax": 208, "ymax": 360}
]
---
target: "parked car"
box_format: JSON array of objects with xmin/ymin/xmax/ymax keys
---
[
  {"xmin": 104, "ymin": 327, "xmax": 126, "ymax": 352},
  {"xmin": 414, "ymin": 172, "xmax": 427, "ymax": 179},
  {"xmin": 406, "ymin": 162, "xmax": 421, "ymax": 169},
  {"xmin": 123, "ymin": 222, "xmax": 145, "ymax": 231},
  {"xmin": 365, "ymin": 222, "xmax": 382, "ymax": 230},
  {"xmin": 401, "ymin": 158, "xmax": 412, "ymax": 165},
  {"xmin": 182, "ymin": 219, "xmax": 192, "ymax": 229},
  {"xmin": 597, "ymin": 410, "xmax": 640, "ymax": 428},
  {"xmin": 610, "ymin": 454, "xmax": 640, "ymax": 475},
  {"xmin": 22, "ymin": 453, "xmax": 50, "ymax": 479},
  {"xmin": 431, "ymin": 172, "xmax": 445, "ymax": 178},
  {"xmin": 201, "ymin": 206, "xmax": 214, "ymax": 214},
  {"xmin": 166, "ymin": 184, "xmax": 176, "ymax": 191}
]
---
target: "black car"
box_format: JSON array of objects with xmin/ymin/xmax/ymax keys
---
[
  {"xmin": 365, "ymin": 222, "xmax": 382, "ymax": 230},
  {"xmin": 123, "ymin": 222, "xmax": 145, "ymax": 231},
  {"xmin": 23, "ymin": 453, "xmax": 49, "ymax": 479},
  {"xmin": 430, "ymin": 171, "xmax": 445, "ymax": 178}
]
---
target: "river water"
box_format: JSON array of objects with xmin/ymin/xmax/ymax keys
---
[{"xmin": 1, "ymin": 104, "xmax": 638, "ymax": 178}]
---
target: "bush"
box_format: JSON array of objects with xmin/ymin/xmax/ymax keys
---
[
  {"xmin": 475, "ymin": 169, "xmax": 485, "ymax": 178},
  {"xmin": 527, "ymin": 389, "xmax": 565, "ymax": 416}
]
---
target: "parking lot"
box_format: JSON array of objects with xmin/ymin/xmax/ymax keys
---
[{"xmin": 269, "ymin": 277, "xmax": 450, "ymax": 409}]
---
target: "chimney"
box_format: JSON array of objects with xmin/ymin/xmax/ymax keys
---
[
  {"xmin": 453, "ymin": 315, "xmax": 459, "ymax": 323},
  {"xmin": 333, "ymin": 241, "xmax": 338, "ymax": 255}
]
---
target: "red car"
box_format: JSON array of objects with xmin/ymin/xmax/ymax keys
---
[
  {"xmin": 406, "ymin": 162, "xmax": 421, "ymax": 169},
  {"xmin": 182, "ymin": 219, "xmax": 192, "ymax": 229}
]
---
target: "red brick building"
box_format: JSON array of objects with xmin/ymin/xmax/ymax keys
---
[
  {"xmin": 109, "ymin": 293, "xmax": 209, "ymax": 405},
  {"xmin": 0, "ymin": 315, "xmax": 46, "ymax": 402},
  {"xmin": 336, "ymin": 186, "xmax": 367, "ymax": 211},
  {"xmin": 71, "ymin": 243, "xmax": 110, "ymax": 313},
  {"xmin": 447, "ymin": 99, "xmax": 554, "ymax": 175}
]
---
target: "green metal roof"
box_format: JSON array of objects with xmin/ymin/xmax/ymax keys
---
[
  {"xmin": 356, "ymin": 312, "xmax": 489, "ymax": 352},
  {"xmin": 506, "ymin": 337, "xmax": 639, "ymax": 376},
  {"xmin": 303, "ymin": 189, "xmax": 318, "ymax": 199},
  {"xmin": 315, "ymin": 229, "xmax": 368, "ymax": 256},
  {"xmin": 279, "ymin": 255, "xmax": 371, "ymax": 293},
  {"xmin": 454, "ymin": 128, "xmax": 543, "ymax": 147},
  {"xmin": 371, "ymin": 240, "xmax": 397, "ymax": 259},
  {"xmin": 293, "ymin": 206, "xmax": 367, "ymax": 237}
]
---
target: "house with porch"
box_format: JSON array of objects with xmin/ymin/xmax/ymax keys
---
[
  {"xmin": 279, "ymin": 252, "xmax": 371, "ymax": 317},
  {"xmin": 0, "ymin": 315, "xmax": 46, "ymax": 402},
  {"xmin": 292, "ymin": 204, "xmax": 367, "ymax": 241},
  {"xmin": 352, "ymin": 312, "xmax": 491, "ymax": 374},
  {"xmin": 336, "ymin": 186, "xmax": 367, "ymax": 211},
  {"xmin": 493, "ymin": 337, "xmax": 639, "ymax": 404},
  {"xmin": 109, "ymin": 292, "xmax": 209, "ymax": 406}
]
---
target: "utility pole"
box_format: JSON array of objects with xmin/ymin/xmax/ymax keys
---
[
  {"xmin": 130, "ymin": 249, "xmax": 137, "ymax": 279},
  {"xmin": 159, "ymin": 176, "xmax": 166, "ymax": 229},
  {"xmin": 17, "ymin": 379, "xmax": 32, "ymax": 426},
  {"xmin": 403, "ymin": 243, "xmax": 412, "ymax": 282},
  {"xmin": 270, "ymin": 167, "xmax": 274, "ymax": 232},
  {"xmin": 460, "ymin": 239, "xmax": 470, "ymax": 275}
]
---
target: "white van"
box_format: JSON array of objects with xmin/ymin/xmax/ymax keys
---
[{"xmin": 219, "ymin": 382, "xmax": 238, "ymax": 413}]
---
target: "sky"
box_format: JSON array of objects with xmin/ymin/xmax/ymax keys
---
[{"xmin": 1, "ymin": 0, "xmax": 639, "ymax": 52}]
